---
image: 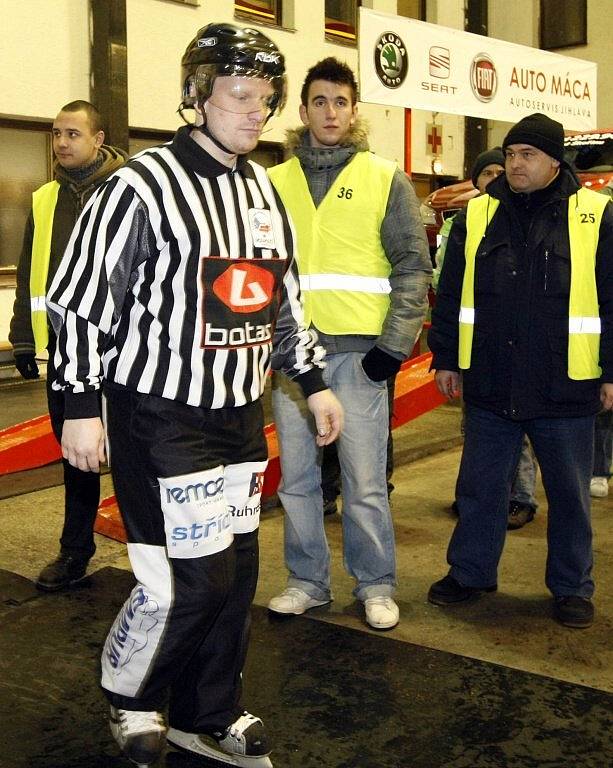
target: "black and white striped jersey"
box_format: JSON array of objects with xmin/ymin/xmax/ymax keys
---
[{"xmin": 47, "ymin": 126, "xmax": 325, "ymax": 417}]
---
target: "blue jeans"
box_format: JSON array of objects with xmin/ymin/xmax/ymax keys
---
[
  {"xmin": 593, "ymin": 409, "xmax": 613, "ymax": 477},
  {"xmin": 450, "ymin": 404, "xmax": 594, "ymax": 598},
  {"xmin": 510, "ymin": 436, "xmax": 538, "ymax": 509},
  {"xmin": 459, "ymin": 404, "xmax": 537, "ymax": 509},
  {"xmin": 272, "ymin": 352, "xmax": 396, "ymax": 601}
]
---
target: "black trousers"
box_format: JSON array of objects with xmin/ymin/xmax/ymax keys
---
[
  {"xmin": 101, "ymin": 385, "xmax": 268, "ymax": 731},
  {"xmin": 46, "ymin": 340, "xmax": 100, "ymax": 559}
]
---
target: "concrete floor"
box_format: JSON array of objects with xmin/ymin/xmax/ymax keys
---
[{"xmin": 1, "ymin": 380, "xmax": 612, "ymax": 765}]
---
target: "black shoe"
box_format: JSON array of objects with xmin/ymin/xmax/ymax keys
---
[
  {"xmin": 507, "ymin": 501, "xmax": 536, "ymax": 530},
  {"xmin": 35, "ymin": 552, "xmax": 90, "ymax": 592},
  {"xmin": 553, "ymin": 596, "xmax": 594, "ymax": 628},
  {"xmin": 323, "ymin": 498, "xmax": 338, "ymax": 516},
  {"xmin": 428, "ymin": 575, "xmax": 497, "ymax": 605}
]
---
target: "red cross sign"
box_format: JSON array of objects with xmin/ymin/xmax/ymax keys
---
[{"xmin": 427, "ymin": 124, "xmax": 443, "ymax": 155}]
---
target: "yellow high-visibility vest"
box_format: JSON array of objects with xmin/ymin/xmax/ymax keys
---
[
  {"xmin": 30, "ymin": 180, "xmax": 60, "ymax": 353},
  {"xmin": 459, "ymin": 187, "xmax": 609, "ymax": 380},
  {"xmin": 268, "ymin": 152, "xmax": 395, "ymax": 335}
]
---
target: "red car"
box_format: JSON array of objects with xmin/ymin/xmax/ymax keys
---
[{"xmin": 420, "ymin": 129, "xmax": 613, "ymax": 256}]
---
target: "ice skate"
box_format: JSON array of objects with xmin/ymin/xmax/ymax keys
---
[
  {"xmin": 167, "ymin": 711, "xmax": 273, "ymax": 767},
  {"xmin": 109, "ymin": 706, "xmax": 166, "ymax": 766}
]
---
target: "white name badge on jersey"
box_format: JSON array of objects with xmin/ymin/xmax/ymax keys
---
[
  {"xmin": 159, "ymin": 465, "xmax": 233, "ymax": 558},
  {"xmin": 224, "ymin": 460, "xmax": 269, "ymax": 534},
  {"xmin": 248, "ymin": 208, "xmax": 276, "ymax": 249}
]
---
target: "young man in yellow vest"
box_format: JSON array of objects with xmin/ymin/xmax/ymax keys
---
[
  {"xmin": 267, "ymin": 58, "xmax": 431, "ymax": 630},
  {"xmin": 428, "ymin": 113, "xmax": 613, "ymax": 628},
  {"xmin": 9, "ymin": 100, "xmax": 125, "ymax": 591}
]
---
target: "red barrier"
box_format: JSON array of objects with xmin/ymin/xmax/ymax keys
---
[
  {"xmin": 0, "ymin": 352, "xmax": 444, "ymax": 544},
  {"xmin": 0, "ymin": 415, "xmax": 61, "ymax": 475}
]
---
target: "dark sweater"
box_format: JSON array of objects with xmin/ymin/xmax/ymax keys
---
[{"xmin": 428, "ymin": 165, "xmax": 613, "ymax": 419}]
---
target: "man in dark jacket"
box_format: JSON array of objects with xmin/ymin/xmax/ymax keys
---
[
  {"xmin": 9, "ymin": 100, "xmax": 126, "ymax": 591},
  {"xmin": 427, "ymin": 113, "xmax": 613, "ymax": 629}
]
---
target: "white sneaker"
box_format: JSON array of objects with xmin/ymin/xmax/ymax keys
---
[
  {"xmin": 590, "ymin": 476, "xmax": 609, "ymax": 498},
  {"xmin": 109, "ymin": 706, "xmax": 166, "ymax": 766},
  {"xmin": 364, "ymin": 596, "xmax": 399, "ymax": 630},
  {"xmin": 267, "ymin": 587, "xmax": 330, "ymax": 615}
]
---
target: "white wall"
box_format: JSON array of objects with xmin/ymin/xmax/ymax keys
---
[
  {"xmin": 0, "ymin": 0, "xmax": 90, "ymax": 120},
  {"xmin": 0, "ymin": 0, "xmax": 407, "ymax": 344},
  {"xmin": 1, "ymin": 0, "xmax": 610, "ymax": 343},
  {"xmin": 562, "ymin": 0, "xmax": 612, "ymax": 129},
  {"xmin": 489, "ymin": 0, "xmax": 610, "ymax": 147},
  {"xmin": 0, "ymin": 0, "xmax": 406, "ymax": 163},
  {"xmin": 488, "ymin": 0, "xmax": 539, "ymax": 147}
]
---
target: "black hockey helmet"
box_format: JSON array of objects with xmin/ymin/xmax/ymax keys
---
[{"xmin": 180, "ymin": 22, "xmax": 286, "ymax": 117}]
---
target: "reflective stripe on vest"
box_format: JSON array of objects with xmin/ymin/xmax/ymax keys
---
[
  {"xmin": 30, "ymin": 180, "xmax": 60, "ymax": 354},
  {"xmin": 299, "ymin": 274, "xmax": 391, "ymax": 294},
  {"xmin": 459, "ymin": 187, "xmax": 609, "ymax": 379},
  {"xmin": 458, "ymin": 195, "xmax": 499, "ymax": 369},
  {"xmin": 268, "ymin": 152, "xmax": 395, "ymax": 335}
]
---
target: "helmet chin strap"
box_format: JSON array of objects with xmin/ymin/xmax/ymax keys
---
[
  {"xmin": 196, "ymin": 100, "xmax": 237, "ymax": 155},
  {"xmin": 198, "ymin": 122, "xmax": 236, "ymax": 155}
]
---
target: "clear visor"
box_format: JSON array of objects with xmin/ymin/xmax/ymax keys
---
[
  {"xmin": 207, "ymin": 78, "xmax": 279, "ymax": 115},
  {"xmin": 183, "ymin": 65, "xmax": 285, "ymax": 114}
]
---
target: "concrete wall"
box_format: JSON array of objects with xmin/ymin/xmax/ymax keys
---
[
  {"xmin": 0, "ymin": 0, "xmax": 90, "ymax": 120},
  {"xmin": 0, "ymin": 0, "xmax": 407, "ymax": 344},
  {"xmin": 0, "ymin": 0, "xmax": 608, "ymax": 171},
  {"xmin": 562, "ymin": 0, "xmax": 612, "ymax": 129},
  {"xmin": 0, "ymin": 0, "xmax": 406, "ymax": 162},
  {"xmin": 488, "ymin": 0, "xmax": 609, "ymax": 147},
  {"xmin": 0, "ymin": 0, "xmax": 610, "ymax": 344}
]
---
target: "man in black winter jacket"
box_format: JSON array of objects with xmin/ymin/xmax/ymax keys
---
[
  {"xmin": 9, "ymin": 100, "xmax": 126, "ymax": 591},
  {"xmin": 427, "ymin": 113, "xmax": 613, "ymax": 629}
]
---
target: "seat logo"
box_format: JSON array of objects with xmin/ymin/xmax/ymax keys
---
[
  {"xmin": 213, "ymin": 263, "xmax": 275, "ymax": 313},
  {"xmin": 429, "ymin": 46, "xmax": 450, "ymax": 79}
]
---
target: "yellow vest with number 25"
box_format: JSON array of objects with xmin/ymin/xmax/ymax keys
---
[{"xmin": 459, "ymin": 186, "xmax": 609, "ymax": 380}]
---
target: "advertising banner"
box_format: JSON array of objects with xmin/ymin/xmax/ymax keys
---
[{"xmin": 358, "ymin": 8, "xmax": 597, "ymax": 130}]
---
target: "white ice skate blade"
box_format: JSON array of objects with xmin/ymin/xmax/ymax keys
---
[{"xmin": 167, "ymin": 728, "xmax": 273, "ymax": 767}]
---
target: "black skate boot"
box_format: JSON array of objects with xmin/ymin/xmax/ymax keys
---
[
  {"xmin": 167, "ymin": 711, "xmax": 272, "ymax": 767},
  {"xmin": 109, "ymin": 706, "xmax": 166, "ymax": 766}
]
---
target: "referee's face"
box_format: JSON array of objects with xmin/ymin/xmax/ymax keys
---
[{"xmin": 203, "ymin": 76, "xmax": 274, "ymax": 154}]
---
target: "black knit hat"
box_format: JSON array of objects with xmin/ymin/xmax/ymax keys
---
[
  {"xmin": 502, "ymin": 113, "xmax": 565, "ymax": 162},
  {"xmin": 470, "ymin": 147, "xmax": 505, "ymax": 187}
]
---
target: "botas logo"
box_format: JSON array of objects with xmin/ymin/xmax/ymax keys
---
[{"xmin": 213, "ymin": 263, "xmax": 276, "ymax": 313}]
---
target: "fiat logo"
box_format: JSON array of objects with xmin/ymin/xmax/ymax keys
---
[{"xmin": 470, "ymin": 53, "xmax": 497, "ymax": 102}]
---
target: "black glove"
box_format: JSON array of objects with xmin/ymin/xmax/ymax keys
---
[
  {"xmin": 361, "ymin": 346, "xmax": 402, "ymax": 382},
  {"xmin": 14, "ymin": 353, "xmax": 39, "ymax": 380}
]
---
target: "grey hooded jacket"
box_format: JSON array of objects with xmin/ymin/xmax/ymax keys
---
[{"xmin": 282, "ymin": 121, "xmax": 431, "ymax": 362}]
